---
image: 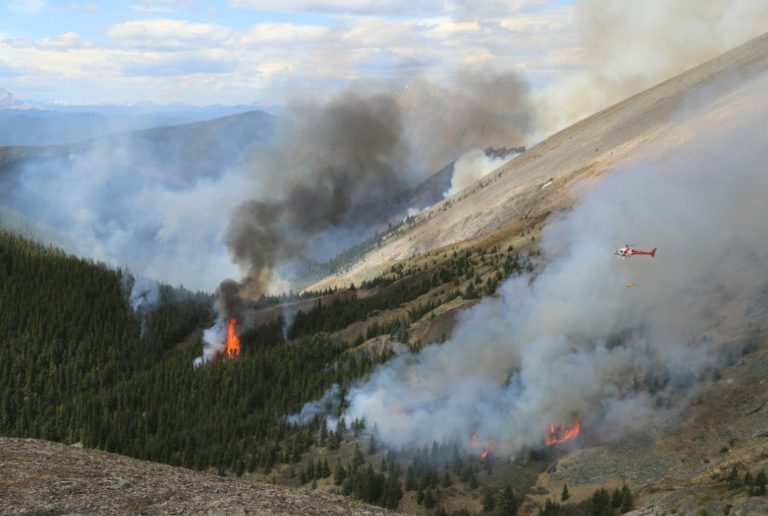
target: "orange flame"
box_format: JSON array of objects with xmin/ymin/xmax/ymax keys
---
[
  {"xmin": 480, "ymin": 436, "xmax": 495, "ymax": 459},
  {"xmin": 226, "ymin": 317, "xmax": 241, "ymax": 359},
  {"xmin": 470, "ymin": 433, "xmax": 495, "ymax": 458},
  {"xmin": 544, "ymin": 420, "xmax": 581, "ymax": 446}
]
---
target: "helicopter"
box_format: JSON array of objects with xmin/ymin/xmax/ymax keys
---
[
  {"xmin": 615, "ymin": 244, "xmax": 656, "ymax": 288},
  {"xmin": 614, "ymin": 244, "xmax": 657, "ymax": 259}
]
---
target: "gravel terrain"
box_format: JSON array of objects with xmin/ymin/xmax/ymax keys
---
[{"xmin": 0, "ymin": 437, "xmax": 397, "ymax": 515}]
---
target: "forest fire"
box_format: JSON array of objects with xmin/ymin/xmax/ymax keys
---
[
  {"xmin": 545, "ymin": 420, "xmax": 581, "ymax": 446},
  {"xmin": 226, "ymin": 318, "xmax": 241, "ymax": 359},
  {"xmin": 470, "ymin": 433, "xmax": 495, "ymax": 458},
  {"xmin": 480, "ymin": 437, "xmax": 496, "ymax": 459}
]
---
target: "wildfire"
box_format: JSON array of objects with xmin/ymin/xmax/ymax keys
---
[
  {"xmin": 470, "ymin": 433, "xmax": 495, "ymax": 458},
  {"xmin": 226, "ymin": 317, "xmax": 241, "ymax": 359},
  {"xmin": 544, "ymin": 420, "xmax": 581, "ymax": 446},
  {"xmin": 480, "ymin": 437, "xmax": 496, "ymax": 459}
]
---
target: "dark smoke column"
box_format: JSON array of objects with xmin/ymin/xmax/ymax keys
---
[{"xmin": 195, "ymin": 92, "xmax": 410, "ymax": 364}]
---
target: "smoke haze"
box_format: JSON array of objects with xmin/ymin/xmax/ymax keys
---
[
  {"xmin": 222, "ymin": 92, "xmax": 410, "ymax": 303},
  {"xmin": 341, "ymin": 83, "xmax": 768, "ymax": 454},
  {"xmin": 537, "ymin": 0, "xmax": 768, "ymax": 135},
  {"xmin": 0, "ymin": 115, "xmax": 273, "ymax": 292},
  {"xmin": 443, "ymin": 147, "xmax": 523, "ymax": 198},
  {"xmin": 400, "ymin": 73, "xmax": 532, "ymax": 173}
]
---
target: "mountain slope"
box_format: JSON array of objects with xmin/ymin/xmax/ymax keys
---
[
  {"xmin": 294, "ymin": 31, "xmax": 768, "ymax": 515},
  {"xmin": 0, "ymin": 437, "xmax": 395, "ymax": 515},
  {"xmin": 308, "ymin": 31, "xmax": 768, "ymax": 292}
]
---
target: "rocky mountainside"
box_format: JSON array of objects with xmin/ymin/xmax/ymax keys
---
[
  {"xmin": 308, "ymin": 31, "xmax": 768, "ymax": 293},
  {"xmin": 0, "ymin": 437, "xmax": 396, "ymax": 515},
  {"xmin": 296, "ymin": 31, "xmax": 768, "ymax": 515}
]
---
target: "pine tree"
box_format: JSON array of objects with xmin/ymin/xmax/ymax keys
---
[
  {"xmin": 320, "ymin": 418, "xmax": 328, "ymax": 446},
  {"xmin": 591, "ymin": 487, "xmax": 612, "ymax": 516},
  {"xmin": 423, "ymin": 488, "xmax": 436, "ymax": 510},
  {"xmin": 334, "ymin": 461, "xmax": 346, "ymax": 486},
  {"xmin": 482, "ymin": 489, "xmax": 496, "ymax": 512},
  {"xmin": 321, "ymin": 458, "xmax": 331, "ymax": 477},
  {"xmin": 352, "ymin": 444, "xmax": 365, "ymax": 470},
  {"xmin": 755, "ymin": 470, "xmax": 767, "ymax": 495},
  {"xmin": 728, "ymin": 465, "xmax": 742, "ymax": 489},
  {"xmin": 498, "ymin": 485, "xmax": 518, "ymax": 516},
  {"xmin": 611, "ymin": 488, "xmax": 622, "ymax": 508},
  {"xmin": 561, "ymin": 483, "xmax": 570, "ymax": 501},
  {"xmin": 405, "ymin": 465, "xmax": 417, "ymax": 491},
  {"xmin": 538, "ymin": 498, "xmax": 561, "ymax": 516},
  {"xmin": 620, "ymin": 484, "xmax": 633, "ymax": 513}
]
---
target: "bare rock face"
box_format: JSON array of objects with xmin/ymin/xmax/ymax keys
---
[{"xmin": 0, "ymin": 437, "xmax": 397, "ymax": 515}]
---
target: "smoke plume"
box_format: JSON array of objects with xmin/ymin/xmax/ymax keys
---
[
  {"xmin": 195, "ymin": 92, "xmax": 411, "ymax": 363},
  {"xmin": 339, "ymin": 85, "xmax": 768, "ymax": 454},
  {"xmin": 399, "ymin": 72, "xmax": 532, "ymax": 173},
  {"xmin": 223, "ymin": 92, "xmax": 409, "ymax": 301},
  {"xmin": 537, "ymin": 0, "xmax": 768, "ymax": 135},
  {"xmin": 0, "ymin": 115, "xmax": 272, "ymax": 292},
  {"xmin": 443, "ymin": 147, "xmax": 524, "ymax": 198}
]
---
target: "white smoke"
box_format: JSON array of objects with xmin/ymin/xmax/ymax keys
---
[
  {"xmin": 536, "ymin": 0, "xmax": 768, "ymax": 136},
  {"xmin": 129, "ymin": 276, "xmax": 161, "ymax": 312},
  {"xmin": 0, "ymin": 126, "xmax": 267, "ymax": 292},
  {"xmin": 287, "ymin": 384, "xmax": 342, "ymax": 427},
  {"xmin": 338, "ymin": 88, "xmax": 768, "ymax": 454},
  {"xmin": 194, "ymin": 315, "xmax": 228, "ymax": 368},
  {"xmin": 443, "ymin": 148, "xmax": 520, "ymax": 198}
]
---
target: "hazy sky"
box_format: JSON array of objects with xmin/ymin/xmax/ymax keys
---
[{"xmin": 1, "ymin": 0, "xmax": 577, "ymax": 105}]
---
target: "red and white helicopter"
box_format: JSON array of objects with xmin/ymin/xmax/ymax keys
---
[{"xmin": 614, "ymin": 244, "xmax": 657, "ymax": 259}]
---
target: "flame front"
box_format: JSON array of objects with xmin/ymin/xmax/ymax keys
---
[
  {"xmin": 226, "ymin": 317, "xmax": 241, "ymax": 359},
  {"xmin": 480, "ymin": 436, "xmax": 495, "ymax": 459},
  {"xmin": 470, "ymin": 433, "xmax": 495, "ymax": 458},
  {"xmin": 544, "ymin": 420, "xmax": 581, "ymax": 446}
]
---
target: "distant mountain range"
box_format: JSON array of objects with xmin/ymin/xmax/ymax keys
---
[
  {"xmin": 0, "ymin": 87, "xmax": 276, "ymax": 146},
  {"xmin": 0, "ymin": 88, "xmax": 38, "ymax": 110}
]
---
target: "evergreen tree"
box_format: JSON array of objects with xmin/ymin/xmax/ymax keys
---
[
  {"xmin": 319, "ymin": 419, "xmax": 328, "ymax": 446},
  {"xmin": 405, "ymin": 465, "xmax": 417, "ymax": 491},
  {"xmin": 561, "ymin": 483, "xmax": 570, "ymax": 501},
  {"xmin": 591, "ymin": 487, "xmax": 612, "ymax": 516},
  {"xmin": 498, "ymin": 485, "xmax": 518, "ymax": 516},
  {"xmin": 321, "ymin": 458, "xmax": 331, "ymax": 477},
  {"xmin": 482, "ymin": 489, "xmax": 496, "ymax": 512},
  {"xmin": 424, "ymin": 488, "xmax": 436, "ymax": 510},
  {"xmin": 334, "ymin": 461, "xmax": 346, "ymax": 486},
  {"xmin": 728, "ymin": 465, "xmax": 742, "ymax": 489},
  {"xmin": 538, "ymin": 498, "xmax": 562, "ymax": 516},
  {"xmin": 755, "ymin": 470, "xmax": 767, "ymax": 495},
  {"xmin": 620, "ymin": 484, "xmax": 633, "ymax": 513}
]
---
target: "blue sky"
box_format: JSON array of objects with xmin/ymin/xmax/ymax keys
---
[
  {"xmin": 1, "ymin": 0, "xmax": 580, "ymax": 105},
  {"xmin": 1, "ymin": 0, "xmax": 766, "ymax": 112}
]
